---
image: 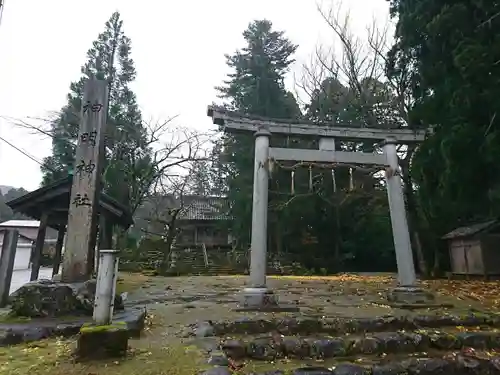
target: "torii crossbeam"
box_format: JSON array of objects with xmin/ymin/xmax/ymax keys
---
[{"xmin": 208, "ymin": 106, "xmax": 435, "ymax": 309}]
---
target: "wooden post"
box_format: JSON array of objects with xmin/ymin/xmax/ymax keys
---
[
  {"xmin": 0, "ymin": 230, "xmax": 19, "ymax": 307},
  {"xmin": 52, "ymin": 226, "xmax": 65, "ymax": 277},
  {"xmin": 62, "ymin": 78, "xmax": 108, "ymax": 283},
  {"xmin": 31, "ymin": 212, "xmax": 49, "ymax": 281}
]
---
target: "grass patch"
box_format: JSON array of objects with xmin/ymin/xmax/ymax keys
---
[
  {"xmin": 0, "ymin": 313, "xmax": 32, "ymax": 323},
  {"xmin": 0, "ymin": 337, "xmax": 332, "ymax": 375},
  {"xmin": 0, "ymin": 338, "xmax": 208, "ymax": 375}
]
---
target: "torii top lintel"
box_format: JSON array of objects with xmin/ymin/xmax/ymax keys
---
[{"xmin": 207, "ymin": 106, "xmax": 430, "ymax": 143}]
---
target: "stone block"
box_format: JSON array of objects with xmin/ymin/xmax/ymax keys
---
[
  {"xmin": 281, "ymin": 336, "xmax": 310, "ymax": 358},
  {"xmin": 311, "ymin": 338, "xmax": 348, "ymax": 358},
  {"xmin": 240, "ymin": 288, "xmax": 277, "ymax": 306},
  {"xmin": 221, "ymin": 339, "xmax": 246, "ymax": 359},
  {"xmin": 9, "ymin": 279, "xmax": 123, "ymax": 318},
  {"xmin": 387, "ymin": 286, "xmax": 435, "ymax": 305},
  {"xmin": 331, "ymin": 364, "xmax": 367, "ymax": 375},
  {"xmin": 292, "ymin": 367, "xmax": 335, "ymax": 374},
  {"xmin": 207, "ymin": 350, "xmax": 229, "ymax": 366},
  {"xmin": 246, "ymin": 336, "xmax": 280, "ymax": 360},
  {"xmin": 76, "ymin": 322, "xmax": 129, "ymax": 360},
  {"xmin": 9, "ymin": 280, "xmax": 80, "ymax": 317}
]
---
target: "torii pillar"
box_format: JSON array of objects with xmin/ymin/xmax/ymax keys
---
[
  {"xmin": 384, "ymin": 137, "xmax": 434, "ymax": 304},
  {"xmin": 238, "ymin": 127, "xmax": 298, "ymax": 311}
]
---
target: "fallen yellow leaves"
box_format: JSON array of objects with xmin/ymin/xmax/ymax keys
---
[
  {"xmin": 422, "ymin": 279, "xmax": 500, "ymax": 309},
  {"xmin": 268, "ymin": 274, "xmax": 394, "ymax": 283},
  {"xmin": 266, "ymin": 273, "xmax": 500, "ymax": 309}
]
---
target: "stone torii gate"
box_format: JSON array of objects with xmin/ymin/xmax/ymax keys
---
[{"xmin": 207, "ymin": 106, "xmax": 433, "ymax": 309}]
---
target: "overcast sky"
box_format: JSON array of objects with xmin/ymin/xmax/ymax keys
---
[{"xmin": 0, "ymin": 0, "xmax": 390, "ymax": 191}]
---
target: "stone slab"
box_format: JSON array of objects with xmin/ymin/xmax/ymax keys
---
[
  {"xmin": 0, "ymin": 306, "xmax": 146, "ymax": 347},
  {"xmin": 234, "ymin": 305, "xmax": 300, "ymax": 312},
  {"xmin": 199, "ymin": 354, "xmax": 500, "ymax": 375},
  {"xmin": 239, "ymin": 287, "xmax": 279, "ymax": 308},
  {"xmin": 384, "ymin": 302, "xmax": 454, "ymax": 310},
  {"xmin": 387, "ymin": 286, "xmax": 435, "ymax": 304}
]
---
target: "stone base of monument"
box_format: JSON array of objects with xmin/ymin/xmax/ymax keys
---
[
  {"xmin": 234, "ymin": 287, "xmax": 299, "ymax": 312},
  {"xmin": 386, "ymin": 286, "xmax": 441, "ymax": 308},
  {"xmin": 0, "ymin": 306, "xmax": 146, "ymax": 347},
  {"xmin": 76, "ymin": 322, "xmax": 129, "ymax": 361},
  {"xmin": 8, "ymin": 279, "xmax": 123, "ymax": 318}
]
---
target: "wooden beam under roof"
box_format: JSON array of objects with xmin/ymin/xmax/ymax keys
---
[{"xmin": 207, "ymin": 106, "xmax": 430, "ymax": 143}]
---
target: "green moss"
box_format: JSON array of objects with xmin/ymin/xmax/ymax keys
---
[
  {"xmin": 80, "ymin": 321, "xmax": 127, "ymax": 334},
  {"xmin": 1, "ymin": 313, "xmax": 32, "ymax": 322},
  {"xmin": 470, "ymin": 311, "xmax": 491, "ymax": 319}
]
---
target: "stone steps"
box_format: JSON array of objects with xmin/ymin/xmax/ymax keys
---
[
  {"xmin": 170, "ymin": 249, "xmax": 297, "ymax": 276},
  {"xmin": 219, "ymin": 329, "xmax": 500, "ymax": 361},
  {"xmin": 194, "ymin": 314, "xmax": 500, "ymax": 374},
  {"xmin": 201, "ymin": 353, "xmax": 500, "ymax": 374},
  {"xmin": 209, "ymin": 315, "xmax": 500, "ymax": 336}
]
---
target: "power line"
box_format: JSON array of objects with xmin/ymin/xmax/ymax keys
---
[{"xmin": 0, "ymin": 135, "xmax": 47, "ymax": 169}]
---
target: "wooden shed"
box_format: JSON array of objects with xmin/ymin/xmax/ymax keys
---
[{"xmin": 442, "ymin": 220, "xmax": 500, "ymax": 278}]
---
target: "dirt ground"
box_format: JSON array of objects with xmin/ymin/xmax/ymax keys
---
[{"xmin": 2, "ymin": 273, "xmax": 500, "ymax": 375}]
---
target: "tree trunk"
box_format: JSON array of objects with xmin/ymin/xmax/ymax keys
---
[{"xmin": 159, "ymin": 224, "xmax": 177, "ymax": 273}]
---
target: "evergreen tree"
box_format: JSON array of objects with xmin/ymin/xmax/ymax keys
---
[
  {"xmin": 218, "ymin": 20, "xmax": 300, "ymax": 118},
  {"xmin": 41, "ymin": 12, "xmax": 153, "ymax": 210},
  {"xmin": 216, "ymin": 19, "xmax": 300, "ymax": 249},
  {"xmin": 0, "ymin": 188, "xmax": 30, "ymax": 222},
  {"xmin": 388, "ymin": 0, "xmax": 500, "ymax": 272}
]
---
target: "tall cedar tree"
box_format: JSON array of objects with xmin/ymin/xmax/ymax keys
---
[
  {"xmin": 41, "ymin": 12, "xmax": 153, "ymax": 211},
  {"xmin": 216, "ymin": 20, "xmax": 301, "ymax": 250}
]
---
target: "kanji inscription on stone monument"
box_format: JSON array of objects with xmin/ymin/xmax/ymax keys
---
[{"xmin": 61, "ymin": 79, "xmax": 108, "ymax": 283}]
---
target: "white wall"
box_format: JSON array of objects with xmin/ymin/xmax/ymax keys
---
[{"xmin": 0, "ymin": 236, "xmax": 32, "ymax": 270}]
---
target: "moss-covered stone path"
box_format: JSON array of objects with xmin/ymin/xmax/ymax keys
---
[{"xmin": 2, "ymin": 273, "xmax": 500, "ymax": 375}]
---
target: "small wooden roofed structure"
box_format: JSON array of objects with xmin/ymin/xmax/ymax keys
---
[
  {"xmin": 5, "ymin": 176, "xmax": 133, "ymax": 280},
  {"xmin": 442, "ymin": 220, "xmax": 500, "ymax": 279},
  {"xmin": 207, "ymin": 105, "xmax": 431, "ymax": 143}
]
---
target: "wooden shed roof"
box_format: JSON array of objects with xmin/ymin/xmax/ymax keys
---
[
  {"xmin": 6, "ymin": 176, "xmax": 134, "ymax": 230},
  {"xmin": 442, "ymin": 220, "xmax": 499, "ymax": 240}
]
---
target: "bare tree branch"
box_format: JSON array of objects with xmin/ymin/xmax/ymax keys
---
[{"xmin": 7, "ymin": 113, "xmax": 212, "ymax": 213}]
